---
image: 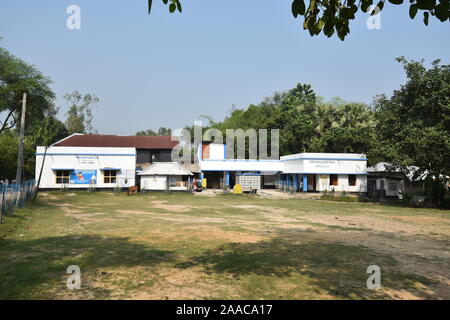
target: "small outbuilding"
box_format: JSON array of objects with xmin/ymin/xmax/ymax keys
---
[
  {"xmin": 138, "ymin": 162, "xmax": 193, "ymax": 191},
  {"xmin": 366, "ymin": 162, "xmax": 427, "ymax": 198}
]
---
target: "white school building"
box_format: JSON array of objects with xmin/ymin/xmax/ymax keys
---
[
  {"xmin": 35, "ymin": 134, "xmax": 367, "ymax": 193},
  {"xmin": 199, "ymin": 141, "xmax": 367, "ymax": 192}
]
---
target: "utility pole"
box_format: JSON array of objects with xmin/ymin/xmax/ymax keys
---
[
  {"xmin": 34, "ymin": 146, "xmax": 48, "ymax": 200},
  {"xmin": 15, "ymin": 93, "xmax": 27, "ymax": 185}
]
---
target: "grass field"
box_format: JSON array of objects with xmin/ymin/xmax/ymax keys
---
[{"xmin": 0, "ymin": 191, "xmax": 449, "ymax": 300}]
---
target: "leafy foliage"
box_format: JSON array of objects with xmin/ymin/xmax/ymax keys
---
[
  {"xmin": 148, "ymin": 0, "xmax": 449, "ymax": 40},
  {"xmin": 371, "ymin": 57, "xmax": 450, "ymax": 205},
  {"xmin": 64, "ymin": 91, "xmax": 99, "ymax": 134},
  {"xmin": 0, "ymin": 132, "xmax": 36, "ymax": 180},
  {"xmin": 208, "ymin": 83, "xmax": 376, "ymax": 156},
  {"xmin": 136, "ymin": 127, "xmax": 172, "ymax": 136},
  {"xmin": 0, "ymin": 47, "xmax": 56, "ymax": 133}
]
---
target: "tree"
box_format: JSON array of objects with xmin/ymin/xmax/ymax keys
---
[
  {"xmin": 373, "ymin": 57, "xmax": 450, "ymax": 206},
  {"xmin": 136, "ymin": 128, "xmax": 157, "ymax": 136},
  {"xmin": 0, "ymin": 47, "xmax": 56, "ymax": 133},
  {"xmin": 207, "ymin": 83, "xmax": 376, "ymax": 156},
  {"xmin": 28, "ymin": 116, "xmax": 69, "ymax": 146},
  {"xmin": 157, "ymin": 127, "xmax": 172, "ymax": 136},
  {"xmin": 148, "ymin": 0, "xmax": 449, "ymax": 40},
  {"xmin": 64, "ymin": 91, "xmax": 99, "ymax": 134},
  {"xmin": 283, "ymin": 83, "xmax": 317, "ymax": 110},
  {"xmin": 0, "ymin": 132, "xmax": 35, "ymax": 180},
  {"xmin": 136, "ymin": 127, "xmax": 172, "ymax": 136}
]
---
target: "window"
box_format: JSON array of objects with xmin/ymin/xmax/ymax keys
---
[
  {"xmin": 55, "ymin": 170, "xmax": 71, "ymax": 184},
  {"xmin": 348, "ymin": 175, "xmax": 356, "ymax": 186},
  {"xmin": 103, "ymin": 170, "xmax": 117, "ymax": 183},
  {"xmin": 329, "ymin": 174, "xmax": 338, "ymax": 186}
]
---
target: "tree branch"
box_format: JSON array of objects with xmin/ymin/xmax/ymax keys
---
[{"xmin": 0, "ymin": 110, "xmax": 17, "ymax": 133}]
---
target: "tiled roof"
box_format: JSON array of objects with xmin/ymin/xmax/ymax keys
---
[{"xmin": 54, "ymin": 134, "xmax": 178, "ymax": 149}]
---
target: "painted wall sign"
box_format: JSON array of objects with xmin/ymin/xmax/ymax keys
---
[
  {"xmin": 310, "ymin": 159, "xmax": 337, "ymax": 169},
  {"xmin": 77, "ymin": 156, "xmax": 97, "ymax": 164},
  {"xmin": 70, "ymin": 170, "xmax": 97, "ymax": 184}
]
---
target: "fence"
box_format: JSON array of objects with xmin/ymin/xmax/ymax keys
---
[{"xmin": 0, "ymin": 180, "xmax": 36, "ymax": 221}]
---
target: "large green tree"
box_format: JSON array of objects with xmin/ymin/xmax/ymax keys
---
[
  {"xmin": 148, "ymin": 0, "xmax": 449, "ymax": 40},
  {"xmin": 372, "ymin": 57, "xmax": 450, "ymax": 205},
  {"xmin": 0, "ymin": 47, "xmax": 56, "ymax": 133},
  {"xmin": 0, "ymin": 132, "xmax": 36, "ymax": 180},
  {"xmin": 208, "ymin": 83, "xmax": 376, "ymax": 156}
]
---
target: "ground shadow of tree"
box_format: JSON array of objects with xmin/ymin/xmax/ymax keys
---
[
  {"xmin": 0, "ymin": 235, "xmax": 175, "ymax": 299},
  {"xmin": 176, "ymin": 237, "xmax": 443, "ymax": 299}
]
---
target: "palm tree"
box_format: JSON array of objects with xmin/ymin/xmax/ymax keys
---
[
  {"xmin": 313, "ymin": 104, "xmax": 339, "ymax": 137},
  {"xmin": 336, "ymin": 103, "xmax": 374, "ymax": 129}
]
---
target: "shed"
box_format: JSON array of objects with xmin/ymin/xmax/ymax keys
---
[
  {"xmin": 367, "ymin": 162, "xmax": 427, "ymax": 198},
  {"xmin": 138, "ymin": 162, "xmax": 193, "ymax": 191}
]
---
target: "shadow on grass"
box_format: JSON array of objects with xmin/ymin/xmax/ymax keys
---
[
  {"xmin": 176, "ymin": 237, "xmax": 443, "ymax": 299},
  {"xmin": 0, "ymin": 234, "xmax": 175, "ymax": 299}
]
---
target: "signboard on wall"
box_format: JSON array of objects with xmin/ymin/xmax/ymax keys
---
[
  {"xmin": 310, "ymin": 160, "xmax": 337, "ymax": 169},
  {"xmin": 77, "ymin": 156, "xmax": 98, "ymax": 165},
  {"xmin": 70, "ymin": 170, "xmax": 97, "ymax": 184}
]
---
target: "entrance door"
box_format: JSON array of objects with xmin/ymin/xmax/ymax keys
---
[
  {"xmin": 204, "ymin": 172, "xmax": 223, "ymax": 189},
  {"xmin": 307, "ymin": 174, "xmax": 317, "ymax": 192}
]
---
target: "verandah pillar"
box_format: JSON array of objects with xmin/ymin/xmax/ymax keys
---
[
  {"xmin": 225, "ymin": 171, "xmax": 230, "ymax": 186},
  {"xmin": 303, "ymin": 174, "xmax": 308, "ymax": 192},
  {"xmin": 294, "ymin": 174, "xmax": 299, "ymax": 192}
]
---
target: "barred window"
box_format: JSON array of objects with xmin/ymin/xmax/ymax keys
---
[
  {"xmin": 348, "ymin": 175, "xmax": 356, "ymax": 186},
  {"xmin": 55, "ymin": 170, "xmax": 70, "ymax": 184},
  {"xmin": 104, "ymin": 170, "xmax": 117, "ymax": 183}
]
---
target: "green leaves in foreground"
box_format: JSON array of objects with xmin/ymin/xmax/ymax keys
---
[
  {"xmin": 291, "ymin": 0, "xmax": 450, "ymax": 40},
  {"xmin": 147, "ymin": 0, "xmax": 450, "ymax": 40},
  {"xmin": 148, "ymin": 0, "xmax": 182, "ymax": 14}
]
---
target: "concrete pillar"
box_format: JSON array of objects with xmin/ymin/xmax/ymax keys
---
[
  {"xmin": 294, "ymin": 174, "xmax": 299, "ymax": 192},
  {"xmin": 303, "ymin": 174, "xmax": 308, "ymax": 192},
  {"xmin": 225, "ymin": 171, "xmax": 230, "ymax": 186}
]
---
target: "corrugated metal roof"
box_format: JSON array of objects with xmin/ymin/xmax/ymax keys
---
[
  {"xmin": 54, "ymin": 134, "xmax": 178, "ymax": 149},
  {"xmin": 179, "ymin": 163, "xmax": 201, "ymax": 173},
  {"xmin": 367, "ymin": 162, "xmax": 428, "ymax": 181},
  {"xmin": 138, "ymin": 162, "xmax": 193, "ymax": 176}
]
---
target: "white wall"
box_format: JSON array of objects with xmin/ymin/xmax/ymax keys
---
[
  {"xmin": 201, "ymin": 153, "xmax": 366, "ymax": 176},
  {"xmin": 281, "ymin": 153, "xmax": 367, "ymax": 174},
  {"xmin": 209, "ymin": 143, "xmax": 226, "ymax": 160},
  {"xmin": 200, "ymin": 159, "xmax": 282, "ymax": 172},
  {"xmin": 141, "ymin": 175, "xmax": 167, "ymax": 190},
  {"xmin": 35, "ymin": 146, "xmax": 136, "ymax": 189},
  {"xmin": 314, "ymin": 174, "xmax": 367, "ymax": 192},
  {"xmin": 140, "ymin": 175, "xmax": 189, "ymax": 191}
]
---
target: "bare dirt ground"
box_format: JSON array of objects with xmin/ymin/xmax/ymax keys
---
[{"xmin": 2, "ymin": 191, "xmax": 449, "ymax": 300}]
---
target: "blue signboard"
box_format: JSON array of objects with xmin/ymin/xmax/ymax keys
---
[{"xmin": 69, "ymin": 170, "xmax": 97, "ymax": 185}]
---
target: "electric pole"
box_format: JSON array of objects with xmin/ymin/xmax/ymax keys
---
[{"xmin": 15, "ymin": 93, "xmax": 27, "ymax": 185}]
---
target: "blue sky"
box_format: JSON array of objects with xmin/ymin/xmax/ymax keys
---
[{"xmin": 1, "ymin": 0, "xmax": 449, "ymax": 135}]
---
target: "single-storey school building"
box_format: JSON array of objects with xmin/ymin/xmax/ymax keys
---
[
  {"xmin": 35, "ymin": 134, "xmax": 367, "ymax": 193},
  {"xmin": 198, "ymin": 141, "xmax": 367, "ymax": 192}
]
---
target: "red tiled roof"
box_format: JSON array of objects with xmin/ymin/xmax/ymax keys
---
[{"xmin": 54, "ymin": 134, "xmax": 178, "ymax": 149}]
